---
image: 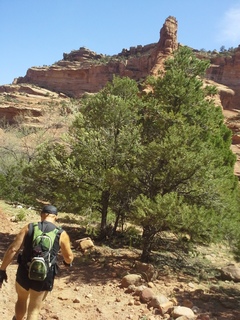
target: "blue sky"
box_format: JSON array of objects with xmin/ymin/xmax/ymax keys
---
[{"xmin": 1, "ymin": 0, "xmax": 240, "ymax": 85}]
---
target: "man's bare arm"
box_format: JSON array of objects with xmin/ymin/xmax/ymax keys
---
[
  {"xmin": 0, "ymin": 225, "xmax": 29, "ymax": 270},
  {"xmin": 59, "ymin": 231, "xmax": 74, "ymax": 264}
]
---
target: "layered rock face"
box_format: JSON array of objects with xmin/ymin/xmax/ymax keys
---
[
  {"xmin": 2, "ymin": 15, "xmax": 240, "ymax": 116},
  {"xmin": 14, "ymin": 15, "xmax": 240, "ymax": 111},
  {"xmin": 206, "ymin": 47, "xmax": 240, "ymax": 110},
  {"xmin": 2, "ymin": 16, "xmax": 240, "ymax": 176},
  {"xmin": 16, "ymin": 47, "xmax": 156, "ymax": 97},
  {"xmin": 0, "ymin": 84, "xmax": 69, "ymax": 124},
  {"xmin": 16, "ymin": 17, "xmax": 178, "ymax": 98}
]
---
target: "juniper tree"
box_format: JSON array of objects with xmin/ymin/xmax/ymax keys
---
[
  {"xmin": 23, "ymin": 48, "xmax": 240, "ymax": 261},
  {"xmin": 24, "ymin": 76, "xmax": 143, "ymax": 236},
  {"xmin": 130, "ymin": 46, "xmax": 239, "ymax": 261}
]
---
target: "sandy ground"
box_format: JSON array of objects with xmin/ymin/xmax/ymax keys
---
[{"xmin": 1, "ymin": 205, "xmax": 240, "ymax": 320}]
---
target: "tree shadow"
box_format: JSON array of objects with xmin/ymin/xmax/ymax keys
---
[
  {"xmin": 174, "ymin": 284, "xmax": 240, "ymax": 320},
  {"xmin": 59, "ymin": 224, "xmax": 89, "ymax": 242},
  {"xmin": 0, "ymin": 232, "xmax": 15, "ymax": 257},
  {"xmin": 57, "ymin": 248, "xmax": 138, "ymax": 285},
  {"xmin": 54, "ymin": 222, "xmax": 142, "ymax": 286}
]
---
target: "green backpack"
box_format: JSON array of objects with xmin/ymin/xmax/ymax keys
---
[{"xmin": 28, "ymin": 223, "xmax": 60, "ymax": 281}]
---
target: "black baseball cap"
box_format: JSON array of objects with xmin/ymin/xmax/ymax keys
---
[{"xmin": 41, "ymin": 205, "xmax": 58, "ymax": 215}]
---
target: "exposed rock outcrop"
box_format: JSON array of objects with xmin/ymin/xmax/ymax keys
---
[
  {"xmin": 157, "ymin": 15, "xmax": 178, "ymax": 54},
  {"xmin": 1, "ymin": 16, "xmax": 240, "ymax": 176},
  {"xmin": 0, "ymin": 84, "xmax": 70, "ymax": 124},
  {"xmin": 150, "ymin": 16, "xmax": 178, "ymax": 76},
  {"xmin": 15, "ymin": 16, "xmax": 178, "ymax": 98},
  {"xmin": 12, "ymin": 16, "xmax": 240, "ymax": 112},
  {"xmin": 206, "ymin": 46, "xmax": 240, "ymax": 110},
  {"xmin": 0, "ymin": 105, "xmax": 42, "ymax": 124},
  {"xmin": 220, "ymin": 264, "xmax": 240, "ymax": 282}
]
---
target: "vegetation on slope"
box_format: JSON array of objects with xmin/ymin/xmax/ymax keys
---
[{"xmin": 0, "ymin": 47, "xmax": 240, "ymax": 262}]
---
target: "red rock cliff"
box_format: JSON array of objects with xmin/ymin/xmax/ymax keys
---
[
  {"xmin": 12, "ymin": 16, "xmax": 240, "ymax": 111},
  {"xmin": 206, "ymin": 46, "xmax": 240, "ymax": 110},
  {"xmin": 16, "ymin": 17, "xmax": 178, "ymax": 98}
]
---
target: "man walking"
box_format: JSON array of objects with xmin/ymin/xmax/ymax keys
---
[{"xmin": 0, "ymin": 205, "xmax": 74, "ymax": 320}]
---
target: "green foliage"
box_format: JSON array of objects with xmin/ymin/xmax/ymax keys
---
[
  {"xmin": 0, "ymin": 124, "xmax": 30, "ymax": 202},
  {"xmin": 220, "ymin": 45, "xmax": 226, "ymax": 52},
  {"xmin": 0, "ymin": 160, "xmax": 31, "ymax": 204},
  {"xmin": 23, "ymin": 77, "xmax": 143, "ymax": 228},
  {"xmin": 22, "ymin": 142, "xmax": 84, "ymax": 209},
  {"xmin": 131, "ymin": 46, "xmax": 240, "ymax": 260},
  {"xmin": 20, "ymin": 48, "xmax": 240, "ymax": 262},
  {"xmin": 123, "ymin": 226, "xmax": 142, "ymax": 248},
  {"xmin": 15, "ymin": 209, "xmax": 26, "ymax": 222},
  {"xmin": 0, "ymin": 101, "xmax": 79, "ymax": 206}
]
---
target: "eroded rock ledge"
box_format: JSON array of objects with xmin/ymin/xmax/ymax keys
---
[{"xmin": 15, "ymin": 16, "xmax": 178, "ymax": 98}]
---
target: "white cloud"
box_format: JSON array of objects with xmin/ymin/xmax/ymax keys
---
[{"xmin": 217, "ymin": 4, "xmax": 240, "ymax": 46}]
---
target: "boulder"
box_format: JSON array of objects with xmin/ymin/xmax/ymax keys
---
[
  {"xmin": 140, "ymin": 287, "xmax": 155, "ymax": 303},
  {"xmin": 121, "ymin": 274, "xmax": 142, "ymax": 288},
  {"xmin": 220, "ymin": 264, "xmax": 240, "ymax": 282},
  {"xmin": 171, "ymin": 306, "xmax": 195, "ymax": 319},
  {"xmin": 134, "ymin": 261, "xmax": 158, "ymax": 281},
  {"xmin": 148, "ymin": 294, "xmax": 170, "ymax": 309},
  {"xmin": 74, "ymin": 237, "xmax": 94, "ymax": 253}
]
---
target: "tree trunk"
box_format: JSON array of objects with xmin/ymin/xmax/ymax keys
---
[
  {"xmin": 113, "ymin": 211, "xmax": 121, "ymax": 234},
  {"xmin": 141, "ymin": 226, "xmax": 156, "ymax": 262},
  {"xmin": 100, "ymin": 189, "xmax": 110, "ymax": 237}
]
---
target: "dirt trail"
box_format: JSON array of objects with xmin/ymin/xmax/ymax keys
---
[{"xmin": 1, "ymin": 205, "xmax": 240, "ymax": 319}]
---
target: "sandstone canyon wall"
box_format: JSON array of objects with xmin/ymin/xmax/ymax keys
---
[
  {"xmin": 13, "ymin": 15, "xmax": 240, "ymax": 112},
  {"xmin": 206, "ymin": 47, "xmax": 240, "ymax": 110},
  {"xmin": 15, "ymin": 16, "xmax": 178, "ymax": 98},
  {"xmin": 1, "ymin": 15, "xmax": 240, "ymax": 119},
  {"xmin": 1, "ymin": 16, "xmax": 240, "ymax": 176}
]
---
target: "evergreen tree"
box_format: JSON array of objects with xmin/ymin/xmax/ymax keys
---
[
  {"xmin": 23, "ymin": 48, "xmax": 240, "ymax": 261},
  {"xmin": 24, "ymin": 76, "xmax": 143, "ymax": 236},
  {"xmin": 130, "ymin": 46, "xmax": 239, "ymax": 261},
  {"xmin": 67, "ymin": 76, "xmax": 142, "ymax": 235}
]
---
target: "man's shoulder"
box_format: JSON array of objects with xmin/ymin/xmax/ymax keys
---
[
  {"xmin": 59, "ymin": 229, "xmax": 69, "ymax": 240},
  {"xmin": 28, "ymin": 221, "xmax": 63, "ymax": 233}
]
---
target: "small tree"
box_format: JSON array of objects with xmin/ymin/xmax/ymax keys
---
[
  {"xmin": 67, "ymin": 76, "xmax": 142, "ymax": 235},
  {"xmin": 220, "ymin": 45, "xmax": 226, "ymax": 52},
  {"xmin": 24, "ymin": 76, "xmax": 143, "ymax": 236},
  {"xmin": 130, "ymin": 46, "xmax": 239, "ymax": 261},
  {"xmin": 23, "ymin": 49, "xmax": 240, "ymax": 262}
]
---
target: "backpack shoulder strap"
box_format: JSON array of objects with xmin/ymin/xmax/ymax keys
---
[
  {"xmin": 32, "ymin": 222, "xmax": 42, "ymax": 241},
  {"xmin": 47, "ymin": 227, "xmax": 60, "ymax": 247},
  {"xmin": 53, "ymin": 227, "xmax": 61, "ymax": 236},
  {"xmin": 28, "ymin": 222, "xmax": 34, "ymax": 236}
]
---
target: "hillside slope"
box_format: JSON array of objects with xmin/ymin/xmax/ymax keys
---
[{"xmin": 1, "ymin": 15, "xmax": 240, "ymax": 178}]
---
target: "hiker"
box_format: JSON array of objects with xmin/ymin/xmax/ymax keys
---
[{"xmin": 0, "ymin": 205, "xmax": 74, "ymax": 320}]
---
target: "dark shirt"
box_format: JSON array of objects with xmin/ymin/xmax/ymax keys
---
[
  {"xmin": 16, "ymin": 220, "xmax": 63, "ymax": 292},
  {"xmin": 21, "ymin": 221, "xmax": 62, "ymax": 266}
]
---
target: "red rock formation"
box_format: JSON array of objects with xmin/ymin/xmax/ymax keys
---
[
  {"xmin": 150, "ymin": 16, "xmax": 178, "ymax": 76},
  {"xmin": 157, "ymin": 16, "xmax": 178, "ymax": 54},
  {"xmin": 206, "ymin": 46, "xmax": 240, "ymax": 110},
  {"xmin": 16, "ymin": 17, "xmax": 178, "ymax": 98},
  {"xmin": 2, "ymin": 15, "xmax": 239, "ymax": 116},
  {"xmin": 0, "ymin": 84, "xmax": 68, "ymax": 124},
  {"xmin": 2, "ymin": 15, "xmax": 238, "ymax": 111},
  {"xmin": 1, "ymin": 16, "xmax": 240, "ymax": 176},
  {"xmin": 0, "ymin": 105, "xmax": 42, "ymax": 124}
]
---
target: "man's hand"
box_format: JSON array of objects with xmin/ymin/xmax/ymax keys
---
[
  {"xmin": 0, "ymin": 270, "xmax": 7, "ymax": 288},
  {"xmin": 63, "ymin": 260, "xmax": 72, "ymax": 267}
]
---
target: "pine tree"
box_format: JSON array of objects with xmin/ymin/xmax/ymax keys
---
[{"xmin": 130, "ymin": 46, "xmax": 239, "ymax": 261}]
